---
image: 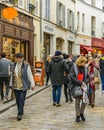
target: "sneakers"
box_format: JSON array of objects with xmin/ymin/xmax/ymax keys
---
[
  {"xmin": 3, "ymin": 95, "xmax": 8, "ymax": 104},
  {"xmin": 53, "ymin": 102, "xmax": 56, "ymax": 106},
  {"xmin": 56, "ymin": 104, "xmax": 61, "ymax": 107}
]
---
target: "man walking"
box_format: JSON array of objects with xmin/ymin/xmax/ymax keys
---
[
  {"xmin": 10, "ymin": 53, "xmax": 35, "ymax": 121},
  {"xmin": 0, "ymin": 52, "xmax": 11, "ymax": 102},
  {"xmin": 99, "ymin": 54, "xmax": 104, "ymax": 93},
  {"xmin": 49, "ymin": 50, "xmax": 69, "ymax": 106}
]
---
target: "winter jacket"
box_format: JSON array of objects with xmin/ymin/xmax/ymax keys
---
[
  {"xmin": 0, "ymin": 58, "xmax": 11, "ymax": 77},
  {"xmin": 48, "ymin": 56, "xmax": 69, "ymax": 85},
  {"xmin": 63, "ymin": 60, "xmax": 73, "ymax": 84},
  {"xmin": 70, "ymin": 64, "xmax": 89, "ymax": 96},
  {"xmin": 99, "ymin": 56, "xmax": 104, "ymax": 75}
]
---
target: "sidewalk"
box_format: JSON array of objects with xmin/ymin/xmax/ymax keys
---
[{"xmin": 0, "ymin": 84, "xmax": 50, "ymax": 114}]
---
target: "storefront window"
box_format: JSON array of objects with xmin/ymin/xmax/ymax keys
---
[
  {"xmin": 56, "ymin": 38, "xmax": 62, "ymax": 51},
  {"xmin": 3, "ymin": 37, "xmax": 20, "ymax": 61}
]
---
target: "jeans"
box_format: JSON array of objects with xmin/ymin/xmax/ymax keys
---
[
  {"xmin": 52, "ymin": 85, "xmax": 62, "ymax": 104},
  {"xmin": 0, "ymin": 77, "xmax": 10, "ymax": 99},
  {"xmin": 101, "ymin": 75, "xmax": 104, "ymax": 91},
  {"xmin": 14, "ymin": 90, "xmax": 27, "ymax": 116}
]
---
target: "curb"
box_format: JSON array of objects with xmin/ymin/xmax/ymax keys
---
[{"xmin": 0, "ymin": 85, "xmax": 50, "ymax": 114}]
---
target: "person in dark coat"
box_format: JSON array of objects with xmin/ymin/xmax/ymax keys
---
[
  {"xmin": 0, "ymin": 52, "xmax": 11, "ymax": 102},
  {"xmin": 45, "ymin": 55, "xmax": 52, "ymax": 86},
  {"xmin": 48, "ymin": 50, "xmax": 69, "ymax": 107},
  {"xmin": 99, "ymin": 54, "xmax": 104, "ymax": 92},
  {"xmin": 70, "ymin": 56, "xmax": 89, "ymax": 122},
  {"xmin": 63, "ymin": 53, "xmax": 73, "ymax": 102}
]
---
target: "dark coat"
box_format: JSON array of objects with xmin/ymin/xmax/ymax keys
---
[
  {"xmin": 48, "ymin": 56, "xmax": 69, "ymax": 85},
  {"xmin": 45, "ymin": 60, "xmax": 50, "ymax": 73},
  {"xmin": 63, "ymin": 60, "xmax": 73, "ymax": 84},
  {"xmin": 99, "ymin": 57, "xmax": 104, "ymax": 75},
  {"xmin": 69, "ymin": 64, "xmax": 89, "ymax": 96}
]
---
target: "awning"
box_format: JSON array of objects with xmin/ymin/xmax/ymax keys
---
[
  {"xmin": 80, "ymin": 44, "xmax": 94, "ymax": 54},
  {"xmin": 83, "ymin": 46, "xmax": 93, "ymax": 52}
]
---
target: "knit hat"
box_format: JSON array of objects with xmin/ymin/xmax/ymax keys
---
[
  {"xmin": 55, "ymin": 50, "xmax": 62, "ymax": 56},
  {"xmin": 15, "ymin": 53, "xmax": 24, "ymax": 58}
]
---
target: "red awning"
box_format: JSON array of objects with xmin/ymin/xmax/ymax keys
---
[{"xmin": 83, "ymin": 46, "xmax": 93, "ymax": 52}]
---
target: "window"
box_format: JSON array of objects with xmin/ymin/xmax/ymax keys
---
[
  {"xmin": 26, "ymin": 0, "xmax": 30, "ymax": 11},
  {"xmin": 67, "ymin": 9, "xmax": 74, "ymax": 32},
  {"xmin": 91, "ymin": 16, "xmax": 96, "ymax": 36},
  {"xmin": 82, "ymin": 13, "xmax": 85, "ymax": 33},
  {"xmin": 45, "ymin": 0, "xmax": 50, "ymax": 20},
  {"xmin": 18, "ymin": 0, "xmax": 24, "ymax": 9},
  {"xmin": 77, "ymin": 11, "xmax": 80, "ymax": 31},
  {"xmin": 91, "ymin": 0, "xmax": 96, "ymax": 6},
  {"xmin": 56, "ymin": 1, "xmax": 65, "ymax": 27}
]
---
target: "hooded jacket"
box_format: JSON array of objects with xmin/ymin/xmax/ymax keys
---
[{"xmin": 48, "ymin": 56, "xmax": 69, "ymax": 85}]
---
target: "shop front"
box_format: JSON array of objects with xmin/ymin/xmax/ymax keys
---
[
  {"xmin": 0, "ymin": 4, "xmax": 34, "ymax": 66},
  {"xmin": 75, "ymin": 34, "xmax": 91, "ymax": 55},
  {"xmin": 43, "ymin": 21, "xmax": 55, "ymax": 60},
  {"xmin": 56, "ymin": 38, "xmax": 64, "ymax": 51},
  {"xmin": 92, "ymin": 37, "xmax": 104, "ymax": 55},
  {"xmin": 67, "ymin": 32, "xmax": 75, "ymax": 54}
]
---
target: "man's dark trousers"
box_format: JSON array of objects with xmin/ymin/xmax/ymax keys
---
[
  {"xmin": 0, "ymin": 77, "xmax": 10, "ymax": 99},
  {"xmin": 14, "ymin": 90, "xmax": 27, "ymax": 116}
]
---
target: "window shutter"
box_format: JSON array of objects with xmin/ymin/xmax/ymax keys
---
[
  {"xmin": 62, "ymin": 5, "xmax": 65, "ymax": 27},
  {"xmin": 56, "ymin": 1, "xmax": 59, "ymax": 24},
  {"xmin": 67, "ymin": 9, "xmax": 70, "ymax": 30},
  {"xmin": 35, "ymin": 0, "xmax": 38, "ymax": 15},
  {"xmin": 72, "ymin": 11, "xmax": 74, "ymax": 32},
  {"xmin": 45, "ymin": 0, "xmax": 47, "ymax": 19},
  {"xmin": 48, "ymin": 0, "xmax": 50, "ymax": 20}
]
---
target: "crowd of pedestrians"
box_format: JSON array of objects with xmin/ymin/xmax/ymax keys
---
[
  {"xmin": 0, "ymin": 50, "xmax": 104, "ymax": 123},
  {"xmin": 45, "ymin": 50, "xmax": 103, "ymax": 122}
]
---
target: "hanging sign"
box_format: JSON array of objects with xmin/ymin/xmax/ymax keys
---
[{"xmin": 2, "ymin": 7, "xmax": 18, "ymax": 19}]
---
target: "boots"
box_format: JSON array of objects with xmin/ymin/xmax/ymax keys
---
[
  {"xmin": 76, "ymin": 116, "xmax": 80, "ymax": 122},
  {"xmin": 91, "ymin": 93, "xmax": 95, "ymax": 108},
  {"xmin": 80, "ymin": 113, "xmax": 86, "ymax": 121}
]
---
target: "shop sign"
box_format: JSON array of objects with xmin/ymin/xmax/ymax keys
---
[
  {"xmin": 92, "ymin": 37, "xmax": 104, "ymax": 48},
  {"xmin": 67, "ymin": 32, "xmax": 75, "ymax": 41},
  {"xmin": 2, "ymin": 7, "xmax": 18, "ymax": 19},
  {"xmin": 43, "ymin": 22, "xmax": 55, "ymax": 35}
]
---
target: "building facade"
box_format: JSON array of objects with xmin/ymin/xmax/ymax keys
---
[{"xmin": 75, "ymin": 0, "xmax": 104, "ymax": 55}]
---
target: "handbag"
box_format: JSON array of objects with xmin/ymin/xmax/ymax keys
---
[
  {"xmin": 73, "ymin": 85, "xmax": 83, "ymax": 98},
  {"xmin": 94, "ymin": 77, "xmax": 99, "ymax": 83}
]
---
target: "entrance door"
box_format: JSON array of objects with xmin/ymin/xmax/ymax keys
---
[{"xmin": 20, "ymin": 41, "xmax": 29, "ymax": 62}]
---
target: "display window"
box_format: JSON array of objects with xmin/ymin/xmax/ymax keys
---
[
  {"xmin": 3, "ymin": 37, "xmax": 20, "ymax": 61},
  {"xmin": 3, "ymin": 37, "xmax": 29, "ymax": 62}
]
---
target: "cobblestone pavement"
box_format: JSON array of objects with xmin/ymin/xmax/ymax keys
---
[{"xmin": 0, "ymin": 86, "xmax": 104, "ymax": 130}]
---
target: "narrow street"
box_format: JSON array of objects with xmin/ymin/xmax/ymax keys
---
[{"xmin": 0, "ymin": 86, "xmax": 104, "ymax": 130}]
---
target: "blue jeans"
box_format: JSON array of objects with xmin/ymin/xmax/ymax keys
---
[
  {"xmin": 14, "ymin": 90, "xmax": 27, "ymax": 116},
  {"xmin": 101, "ymin": 76, "xmax": 104, "ymax": 91},
  {"xmin": 52, "ymin": 85, "xmax": 62, "ymax": 104}
]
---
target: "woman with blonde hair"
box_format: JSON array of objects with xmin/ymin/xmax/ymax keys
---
[
  {"xmin": 70, "ymin": 56, "xmax": 89, "ymax": 122},
  {"xmin": 45, "ymin": 55, "xmax": 52, "ymax": 86}
]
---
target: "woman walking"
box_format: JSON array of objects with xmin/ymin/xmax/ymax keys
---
[{"xmin": 70, "ymin": 56, "xmax": 89, "ymax": 122}]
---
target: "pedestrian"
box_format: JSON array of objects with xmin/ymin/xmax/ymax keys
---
[
  {"xmin": 10, "ymin": 53, "xmax": 35, "ymax": 121},
  {"xmin": 99, "ymin": 54, "xmax": 104, "ymax": 93},
  {"xmin": 70, "ymin": 56, "xmax": 89, "ymax": 122},
  {"xmin": 45, "ymin": 55, "xmax": 52, "ymax": 86},
  {"xmin": 48, "ymin": 50, "xmax": 69, "ymax": 107},
  {"xmin": 0, "ymin": 52, "xmax": 11, "ymax": 102},
  {"xmin": 86, "ymin": 56, "xmax": 100, "ymax": 107},
  {"xmin": 63, "ymin": 53, "xmax": 73, "ymax": 102}
]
